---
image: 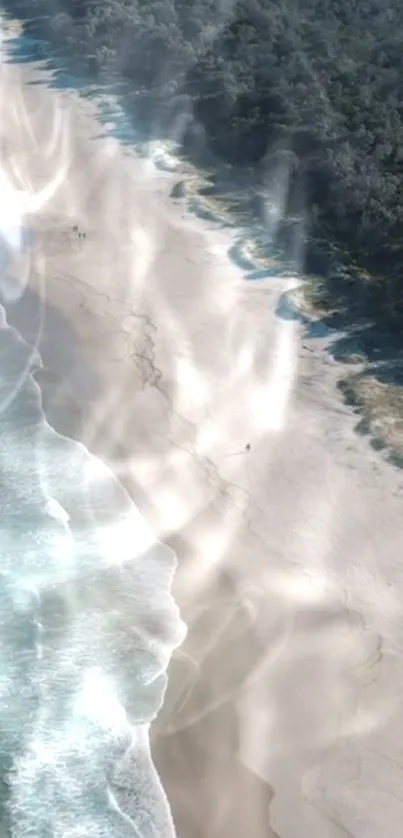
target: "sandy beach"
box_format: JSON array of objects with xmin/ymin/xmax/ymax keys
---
[{"xmin": 2, "ymin": 18, "xmax": 403, "ymax": 838}]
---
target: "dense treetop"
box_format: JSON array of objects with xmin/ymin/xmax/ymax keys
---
[{"xmin": 7, "ymin": 0, "xmax": 403, "ymax": 320}]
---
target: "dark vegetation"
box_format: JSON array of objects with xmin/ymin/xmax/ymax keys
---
[{"xmin": 5, "ymin": 0, "xmax": 403, "ymax": 326}]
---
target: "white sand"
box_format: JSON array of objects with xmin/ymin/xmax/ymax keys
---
[{"xmin": 2, "ymin": 17, "xmax": 403, "ymax": 838}]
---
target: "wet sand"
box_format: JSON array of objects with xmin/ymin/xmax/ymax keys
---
[{"xmin": 2, "ymin": 18, "xmax": 403, "ymax": 838}]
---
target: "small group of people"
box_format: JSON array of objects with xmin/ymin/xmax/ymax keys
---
[{"xmin": 72, "ymin": 224, "xmax": 86, "ymax": 239}]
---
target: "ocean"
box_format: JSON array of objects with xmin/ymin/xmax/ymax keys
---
[
  {"xmin": 0, "ymin": 37, "xmax": 186, "ymax": 838},
  {"xmin": 0, "ymin": 275, "xmax": 186, "ymax": 838}
]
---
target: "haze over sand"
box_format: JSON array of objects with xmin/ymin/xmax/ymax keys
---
[{"xmin": 2, "ymin": 17, "xmax": 403, "ymax": 838}]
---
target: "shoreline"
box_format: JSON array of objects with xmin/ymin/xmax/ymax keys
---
[
  {"xmin": 288, "ymin": 274, "xmax": 403, "ymax": 466},
  {"xmin": 5, "ymin": 6, "xmax": 403, "ymax": 472},
  {"xmin": 1, "ymin": 42, "xmax": 282, "ymax": 837},
  {"xmin": 3, "ymin": 23, "xmax": 403, "ymax": 838}
]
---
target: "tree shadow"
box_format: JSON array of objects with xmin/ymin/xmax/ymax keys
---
[
  {"xmin": 276, "ymin": 273, "xmax": 403, "ymax": 465},
  {"xmin": 244, "ymin": 268, "xmax": 273, "ymax": 281},
  {"xmin": 187, "ymin": 196, "xmax": 234, "ymax": 228},
  {"xmin": 3, "ymin": 37, "xmax": 48, "ymax": 65}
]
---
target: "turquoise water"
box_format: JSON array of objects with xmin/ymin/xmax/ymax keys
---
[
  {"xmin": 0, "ymin": 293, "xmax": 186, "ymax": 835},
  {"xmin": 0, "ymin": 92, "xmax": 184, "ymax": 838},
  {"xmin": 0, "ymin": 19, "xmax": 188, "ymax": 835}
]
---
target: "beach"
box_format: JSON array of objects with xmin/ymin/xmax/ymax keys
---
[{"xmin": 2, "ymin": 17, "xmax": 403, "ymax": 838}]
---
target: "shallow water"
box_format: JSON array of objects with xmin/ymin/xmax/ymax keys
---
[
  {"xmin": 4, "ymin": 11, "xmax": 403, "ymax": 838},
  {"xmin": 0, "ymin": 289, "xmax": 186, "ymax": 835},
  {"xmin": 0, "ymin": 16, "xmax": 185, "ymax": 825},
  {"xmin": 0, "ymin": 82, "xmax": 185, "ymax": 821}
]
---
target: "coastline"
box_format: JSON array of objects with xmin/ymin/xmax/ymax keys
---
[
  {"xmin": 4, "ymin": 4, "xmax": 403, "ymax": 471},
  {"xmin": 3, "ymin": 20, "xmax": 403, "ymax": 838},
  {"xmin": 291, "ymin": 271, "xmax": 403, "ymax": 465},
  {"xmin": 1, "ymin": 38, "xmax": 281, "ymax": 838}
]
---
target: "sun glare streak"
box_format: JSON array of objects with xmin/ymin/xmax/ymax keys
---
[
  {"xmin": 6, "ymin": 110, "xmax": 70, "ymax": 203},
  {"xmin": 251, "ymin": 319, "xmax": 297, "ymax": 433},
  {"xmin": 2, "ymin": 15, "xmax": 398, "ymax": 837},
  {"xmin": 129, "ymin": 224, "xmax": 154, "ymax": 291},
  {"xmin": 0, "ymin": 95, "xmax": 70, "ymax": 279},
  {"xmin": 45, "ymin": 496, "xmax": 70, "ymax": 527},
  {"xmin": 0, "ymin": 168, "xmax": 28, "ymax": 250},
  {"xmin": 197, "ymin": 523, "xmax": 237, "ymax": 573},
  {"xmin": 175, "ymin": 356, "xmax": 211, "ymax": 414},
  {"xmin": 193, "ymin": 420, "xmax": 223, "ymax": 456},
  {"xmin": 45, "ymin": 100, "xmax": 67, "ymax": 160},
  {"xmin": 75, "ymin": 668, "xmax": 129, "ymax": 731},
  {"xmin": 236, "ymin": 345, "xmax": 254, "ymax": 375},
  {"xmin": 154, "ymin": 489, "xmax": 191, "ymax": 535},
  {"xmin": 278, "ymin": 569, "xmax": 332, "ymax": 604},
  {"xmin": 12, "ymin": 90, "xmax": 36, "ymax": 146},
  {"xmin": 27, "ymin": 143, "xmax": 71, "ymax": 215}
]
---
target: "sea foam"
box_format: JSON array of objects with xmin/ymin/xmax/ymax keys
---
[{"xmin": 0, "ymin": 302, "xmax": 186, "ymax": 836}]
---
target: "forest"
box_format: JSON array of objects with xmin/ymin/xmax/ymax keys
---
[{"xmin": 5, "ymin": 0, "xmax": 403, "ymax": 323}]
